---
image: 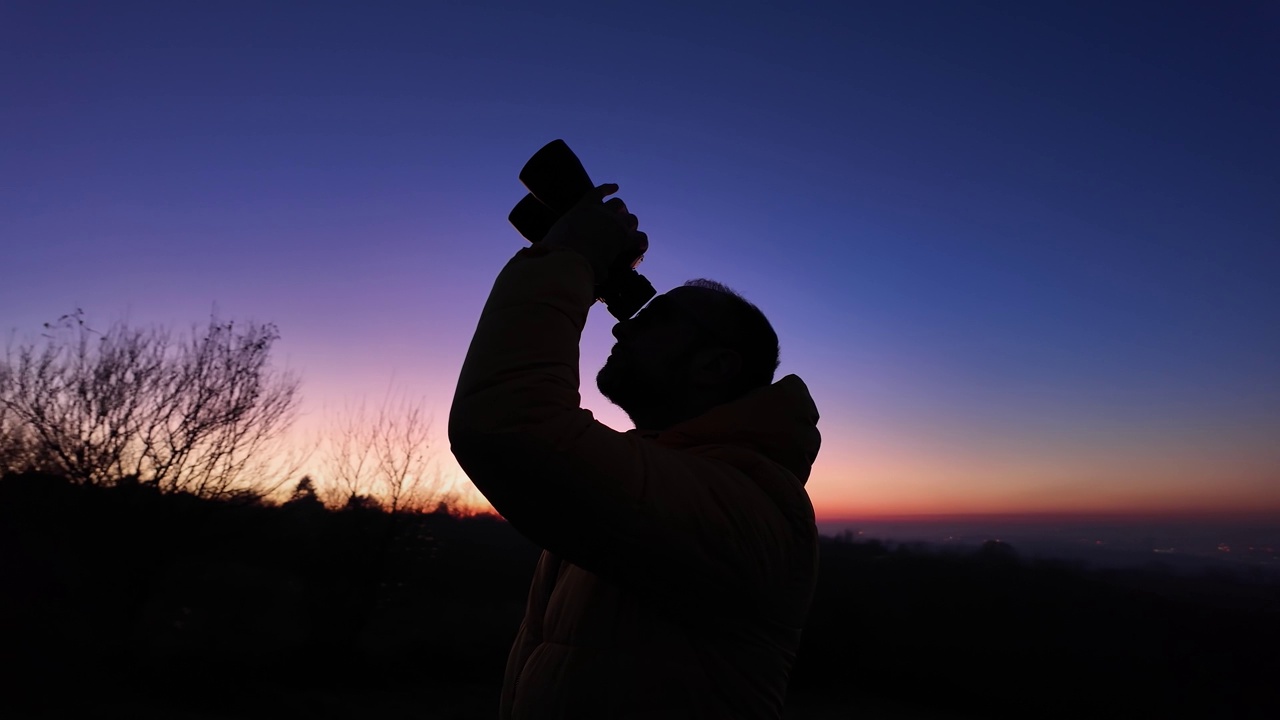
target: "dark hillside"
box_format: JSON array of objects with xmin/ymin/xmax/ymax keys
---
[{"xmin": 2, "ymin": 473, "xmax": 1275, "ymax": 719}]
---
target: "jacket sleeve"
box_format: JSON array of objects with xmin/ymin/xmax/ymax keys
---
[{"xmin": 449, "ymin": 245, "xmax": 797, "ymax": 608}]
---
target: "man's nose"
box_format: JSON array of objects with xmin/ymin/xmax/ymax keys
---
[{"xmin": 612, "ymin": 319, "xmax": 633, "ymax": 341}]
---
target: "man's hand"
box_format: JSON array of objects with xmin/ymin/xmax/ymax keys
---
[{"xmin": 541, "ymin": 183, "xmax": 649, "ymax": 286}]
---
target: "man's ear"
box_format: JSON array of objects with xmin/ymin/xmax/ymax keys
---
[{"xmin": 691, "ymin": 348, "xmax": 743, "ymax": 388}]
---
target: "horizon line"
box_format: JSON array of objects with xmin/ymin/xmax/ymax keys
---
[{"xmin": 815, "ymin": 509, "xmax": 1280, "ymax": 524}]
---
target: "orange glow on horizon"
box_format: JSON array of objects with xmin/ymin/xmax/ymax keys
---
[{"xmin": 274, "ymin": 384, "xmax": 1279, "ymax": 523}]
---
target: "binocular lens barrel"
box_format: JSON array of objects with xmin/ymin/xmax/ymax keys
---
[{"xmin": 508, "ymin": 140, "xmax": 656, "ymax": 321}]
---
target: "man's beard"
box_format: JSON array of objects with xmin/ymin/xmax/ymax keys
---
[
  {"xmin": 596, "ymin": 352, "xmax": 651, "ymax": 419},
  {"xmin": 596, "ymin": 345, "xmax": 700, "ymax": 428}
]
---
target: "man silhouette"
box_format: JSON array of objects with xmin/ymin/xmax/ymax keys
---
[{"xmin": 449, "ymin": 183, "xmax": 821, "ymax": 719}]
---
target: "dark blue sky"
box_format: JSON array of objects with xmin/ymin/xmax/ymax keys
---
[{"xmin": 2, "ymin": 1, "xmax": 1277, "ymax": 514}]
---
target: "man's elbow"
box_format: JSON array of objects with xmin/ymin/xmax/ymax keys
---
[
  {"xmin": 447, "ymin": 410, "xmax": 492, "ymax": 491},
  {"xmin": 444, "ymin": 412, "xmax": 529, "ymax": 518},
  {"xmin": 447, "ymin": 397, "xmax": 517, "ymax": 468},
  {"xmin": 447, "ymin": 399, "xmax": 485, "ymax": 458}
]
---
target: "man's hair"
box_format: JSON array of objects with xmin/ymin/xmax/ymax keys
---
[{"xmin": 683, "ymin": 279, "xmax": 780, "ymax": 394}]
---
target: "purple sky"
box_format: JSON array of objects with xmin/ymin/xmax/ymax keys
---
[{"xmin": 3, "ymin": 1, "xmax": 1277, "ymax": 516}]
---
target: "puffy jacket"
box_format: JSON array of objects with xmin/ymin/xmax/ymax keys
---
[{"xmin": 449, "ymin": 245, "xmax": 821, "ymax": 719}]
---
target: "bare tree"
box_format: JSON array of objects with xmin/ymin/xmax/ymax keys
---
[
  {"xmin": 320, "ymin": 391, "xmax": 448, "ymax": 511},
  {"xmin": 145, "ymin": 317, "xmax": 299, "ymax": 496},
  {"xmin": 0, "ymin": 353, "xmax": 36, "ymax": 475},
  {"xmin": 0, "ymin": 310, "xmax": 301, "ymax": 496},
  {"xmin": 0, "ymin": 314, "xmax": 163, "ymax": 482},
  {"xmin": 373, "ymin": 394, "xmax": 434, "ymax": 512},
  {"xmin": 320, "ymin": 399, "xmax": 376, "ymax": 506}
]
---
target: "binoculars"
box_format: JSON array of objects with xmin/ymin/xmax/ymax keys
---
[{"xmin": 509, "ymin": 140, "xmax": 656, "ymax": 320}]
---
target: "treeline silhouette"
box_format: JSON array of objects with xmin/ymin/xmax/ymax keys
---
[{"xmin": 2, "ymin": 472, "xmax": 1276, "ymax": 719}]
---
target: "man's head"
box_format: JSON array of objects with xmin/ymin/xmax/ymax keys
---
[{"xmin": 596, "ymin": 279, "xmax": 780, "ymax": 431}]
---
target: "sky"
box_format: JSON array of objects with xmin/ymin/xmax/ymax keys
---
[{"xmin": 2, "ymin": 1, "xmax": 1277, "ymax": 518}]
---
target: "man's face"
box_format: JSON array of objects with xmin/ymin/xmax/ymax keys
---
[{"xmin": 596, "ymin": 287, "xmax": 721, "ymax": 421}]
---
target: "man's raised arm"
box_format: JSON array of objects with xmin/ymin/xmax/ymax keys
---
[{"xmin": 447, "ymin": 190, "xmax": 796, "ymax": 604}]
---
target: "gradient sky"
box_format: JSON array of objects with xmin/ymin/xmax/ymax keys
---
[{"xmin": 3, "ymin": 1, "xmax": 1277, "ymax": 517}]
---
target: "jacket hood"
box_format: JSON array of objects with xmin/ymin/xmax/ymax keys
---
[{"xmin": 642, "ymin": 374, "xmax": 822, "ymax": 484}]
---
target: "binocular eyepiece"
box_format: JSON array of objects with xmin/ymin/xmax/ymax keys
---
[{"xmin": 508, "ymin": 140, "xmax": 656, "ymax": 321}]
